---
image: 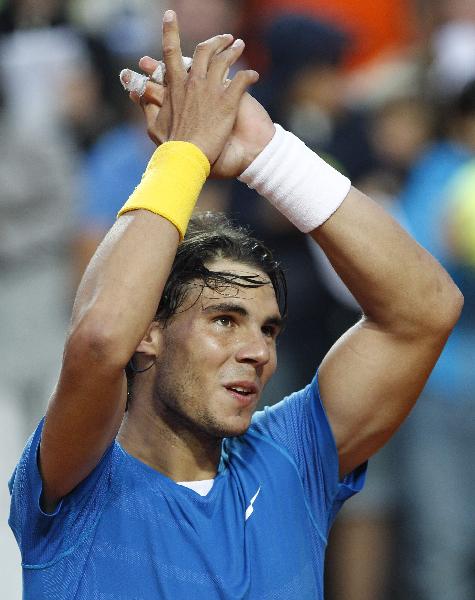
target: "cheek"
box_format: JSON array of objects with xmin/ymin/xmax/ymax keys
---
[
  {"xmin": 164, "ymin": 327, "xmax": 229, "ymax": 381},
  {"xmin": 262, "ymin": 346, "xmax": 278, "ymax": 381},
  {"xmin": 196, "ymin": 325, "xmax": 238, "ymax": 360}
]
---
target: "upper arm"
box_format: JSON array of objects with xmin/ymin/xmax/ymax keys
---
[
  {"xmin": 318, "ymin": 317, "xmax": 452, "ymax": 476},
  {"xmin": 39, "ymin": 336, "xmax": 127, "ymax": 511}
]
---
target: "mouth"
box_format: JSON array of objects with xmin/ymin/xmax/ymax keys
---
[{"xmin": 223, "ymin": 381, "xmax": 259, "ymax": 407}]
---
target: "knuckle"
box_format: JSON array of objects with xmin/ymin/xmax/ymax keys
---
[
  {"xmin": 214, "ymin": 51, "xmax": 230, "ymax": 65},
  {"xmin": 162, "ymin": 44, "xmax": 176, "ymax": 57},
  {"xmin": 186, "ymin": 72, "xmax": 202, "ymax": 86},
  {"xmin": 195, "ymin": 41, "xmax": 208, "ymax": 53}
]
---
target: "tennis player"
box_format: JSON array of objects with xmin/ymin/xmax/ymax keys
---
[{"xmin": 9, "ymin": 10, "xmax": 462, "ymax": 599}]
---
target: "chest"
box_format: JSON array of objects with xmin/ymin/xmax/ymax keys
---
[{"xmin": 88, "ymin": 446, "xmax": 322, "ymax": 599}]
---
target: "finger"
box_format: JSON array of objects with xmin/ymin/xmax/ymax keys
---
[
  {"xmin": 143, "ymin": 82, "xmax": 165, "ymax": 106},
  {"xmin": 139, "ymin": 56, "xmax": 193, "ymax": 83},
  {"xmin": 190, "ymin": 34, "xmax": 234, "ymax": 79},
  {"xmin": 226, "ymin": 69, "xmax": 260, "ymax": 104},
  {"xmin": 120, "ymin": 68, "xmax": 148, "ymax": 97},
  {"xmin": 120, "ymin": 69, "xmax": 165, "ymax": 105},
  {"xmin": 141, "ymin": 102, "xmax": 162, "ymax": 145},
  {"xmin": 138, "ymin": 55, "xmax": 161, "ymax": 74},
  {"xmin": 142, "ymin": 102, "xmax": 160, "ymax": 123},
  {"xmin": 208, "ymin": 38, "xmax": 245, "ymax": 86},
  {"xmin": 150, "ymin": 62, "xmax": 165, "ymax": 84},
  {"xmin": 161, "ymin": 10, "xmax": 186, "ymax": 85},
  {"xmin": 129, "ymin": 91, "xmax": 141, "ymax": 105},
  {"xmin": 150, "ymin": 59, "xmax": 192, "ymax": 85}
]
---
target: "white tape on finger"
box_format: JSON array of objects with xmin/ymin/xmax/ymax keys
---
[
  {"xmin": 120, "ymin": 69, "xmax": 148, "ymax": 96},
  {"xmin": 120, "ymin": 56, "xmax": 214, "ymax": 95},
  {"xmin": 150, "ymin": 63, "xmax": 165, "ymax": 85},
  {"xmin": 150, "ymin": 57, "xmax": 193, "ymax": 84}
]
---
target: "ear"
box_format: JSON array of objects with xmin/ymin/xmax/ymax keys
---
[{"xmin": 135, "ymin": 321, "xmax": 163, "ymax": 358}]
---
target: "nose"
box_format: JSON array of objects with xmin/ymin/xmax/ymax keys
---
[{"xmin": 235, "ymin": 329, "xmax": 272, "ymax": 368}]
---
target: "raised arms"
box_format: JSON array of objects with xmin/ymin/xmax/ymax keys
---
[{"xmin": 134, "ymin": 44, "xmax": 462, "ymax": 478}]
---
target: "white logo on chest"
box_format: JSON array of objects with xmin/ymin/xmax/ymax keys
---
[{"xmin": 245, "ymin": 486, "xmax": 261, "ymax": 521}]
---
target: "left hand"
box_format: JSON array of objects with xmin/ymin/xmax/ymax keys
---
[{"xmin": 127, "ymin": 53, "xmax": 275, "ymax": 178}]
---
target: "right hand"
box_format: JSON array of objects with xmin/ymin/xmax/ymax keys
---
[{"xmin": 142, "ymin": 10, "xmax": 260, "ymax": 166}]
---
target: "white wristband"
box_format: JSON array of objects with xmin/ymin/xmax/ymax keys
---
[{"xmin": 238, "ymin": 124, "xmax": 351, "ymax": 232}]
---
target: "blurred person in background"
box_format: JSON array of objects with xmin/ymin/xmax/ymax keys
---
[
  {"xmin": 171, "ymin": 0, "xmax": 244, "ymax": 58},
  {"xmin": 241, "ymin": 0, "xmax": 417, "ymax": 72},
  {"xmin": 359, "ymin": 96, "xmax": 435, "ymax": 200},
  {"xmin": 400, "ymin": 81, "xmax": 475, "ymax": 266},
  {"xmin": 447, "ymin": 159, "xmax": 475, "ymax": 274},
  {"xmin": 0, "ymin": 0, "xmax": 93, "ymax": 140},
  {"xmin": 426, "ymin": 0, "xmax": 475, "ymax": 99},
  {"xmin": 0, "ymin": 2, "xmax": 97, "ymax": 595},
  {"xmin": 396, "ymin": 79, "xmax": 475, "ymax": 600},
  {"xmin": 69, "ymin": 0, "xmax": 164, "ymax": 59},
  {"xmin": 0, "ymin": 78, "xmax": 77, "ymax": 597},
  {"xmin": 0, "ymin": 0, "xmax": 124, "ymax": 152},
  {"xmin": 321, "ymin": 94, "xmax": 436, "ymax": 600},
  {"xmin": 252, "ymin": 13, "xmax": 374, "ymax": 183}
]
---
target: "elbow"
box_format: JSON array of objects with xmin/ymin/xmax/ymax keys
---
[
  {"xmin": 388, "ymin": 278, "xmax": 464, "ymax": 341},
  {"xmin": 448, "ymin": 284, "xmax": 464, "ymax": 325},
  {"xmin": 437, "ymin": 280, "xmax": 463, "ymax": 328},
  {"xmin": 423, "ymin": 279, "xmax": 464, "ymax": 336},
  {"xmin": 64, "ymin": 318, "xmax": 130, "ymax": 372}
]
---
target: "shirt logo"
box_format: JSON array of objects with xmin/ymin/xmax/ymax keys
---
[{"xmin": 245, "ymin": 486, "xmax": 261, "ymax": 521}]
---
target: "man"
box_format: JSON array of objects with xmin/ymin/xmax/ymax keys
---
[{"xmin": 9, "ymin": 10, "xmax": 462, "ymax": 599}]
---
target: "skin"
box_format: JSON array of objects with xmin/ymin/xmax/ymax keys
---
[
  {"xmin": 39, "ymin": 11, "xmax": 463, "ymax": 513},
  {"xmin": 118, "ymin": 258, "xmax": 281, "ymax": 482}
]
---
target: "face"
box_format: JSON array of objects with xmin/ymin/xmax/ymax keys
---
[{"xmin": 152, "ymin": 258, "xmax": 282, "ymax": 440}]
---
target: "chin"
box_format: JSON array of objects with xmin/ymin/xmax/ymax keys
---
[{"xmin": 217, "ymin": 416, "xmax": 253, "ymax": 439}]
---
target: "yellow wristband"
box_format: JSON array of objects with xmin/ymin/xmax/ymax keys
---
[{"xmin": 117, "ymin": 141, "xmax": 210, "ymax": 239}]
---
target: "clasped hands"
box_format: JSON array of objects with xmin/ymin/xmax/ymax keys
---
[{"xmin": 120, "ymin": 10, "xmax": 275, "ymax": 178}]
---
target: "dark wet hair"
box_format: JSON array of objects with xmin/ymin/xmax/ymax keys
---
[
  {"xmin": 125, "ymin": 212, "xmax": 287, "ymax": 403},
  {"xmin": 157, "ymin": 212, "xmax": 287, "ymax": 323}
]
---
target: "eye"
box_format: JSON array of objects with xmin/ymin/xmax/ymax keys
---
[
  {"xmin": 262, "ymin": 325, "xmax": 277, "ymax": 338},
  {"xmin": 215, "ymin": 315, "xmax": 234, "ymax": 327}
]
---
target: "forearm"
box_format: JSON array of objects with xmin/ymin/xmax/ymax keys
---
[{"xmin": 312, "ymin": 187, "xmax": 463, "ymax": 336}]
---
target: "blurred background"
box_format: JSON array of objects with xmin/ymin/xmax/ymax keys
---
[{"xmin": 1, "ymin": 1, "xmax": 474, "ymax": 598}]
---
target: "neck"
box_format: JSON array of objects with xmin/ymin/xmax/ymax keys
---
[{"xmin": 118, "ymin": 397, "xmax": 222, "ymax": 483}]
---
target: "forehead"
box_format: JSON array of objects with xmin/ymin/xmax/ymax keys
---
[
  {"xmin": 198, "ymin": 258, "xmax": 279, "ymax": 313},
  {"xmin": 205, "ymin": 257, "xmax": 268, "ymax": 279}
]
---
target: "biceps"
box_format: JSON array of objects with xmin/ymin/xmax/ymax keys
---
[{"xmin": 318, "ymin": 320, "xmax": 449, "ymax": 475}]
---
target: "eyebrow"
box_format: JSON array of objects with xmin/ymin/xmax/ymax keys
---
[{"xmin": 202, "ymin": 302, "xmax": 284, "ymax": 330}]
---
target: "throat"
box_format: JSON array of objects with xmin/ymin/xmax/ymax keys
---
[{"xmin": 118, "ymin": 412, "xmax": 222, "ymax": 482}]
